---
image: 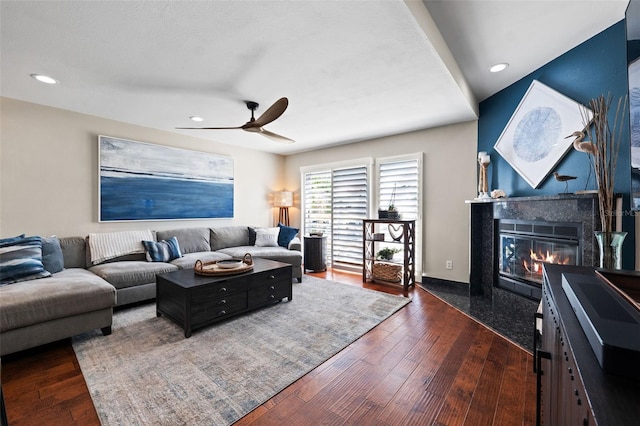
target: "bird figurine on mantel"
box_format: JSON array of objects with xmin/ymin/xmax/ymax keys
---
[
  {"xmin": 566, "ymin": 130, "xmax": 598, "ymax": 192},
  {"xmin": 566, "ymin": 130, "xmax": 597, "ymax": 155},
  {"xmin": 553, "ymin": 171, "xmax": 577, "ymax": 193}
]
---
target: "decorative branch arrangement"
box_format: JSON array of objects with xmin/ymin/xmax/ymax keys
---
[{"xmin": 581, "ymin": 94, "xmax": 627, "ymax": 232}]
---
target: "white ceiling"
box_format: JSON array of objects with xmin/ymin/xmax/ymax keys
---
[{"xmin": 0, "ymin": 0, "xmax": 629, "ymax": 155}]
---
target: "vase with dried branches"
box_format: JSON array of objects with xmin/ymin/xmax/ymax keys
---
[{"xmin": 581, "ymin": 94, "xmax": 628, "ymax": 269}]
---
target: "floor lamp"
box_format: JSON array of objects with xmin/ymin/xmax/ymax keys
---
[{"xmin": 273, "ymin": 191, "xmax": 293, "ymax": 226}]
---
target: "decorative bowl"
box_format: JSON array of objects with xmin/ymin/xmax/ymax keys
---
[{"xmin": 216, "ymin": 259, "xmax": 243, "ymax": 269}]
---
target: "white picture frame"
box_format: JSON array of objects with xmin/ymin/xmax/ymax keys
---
[
  {"xmin": 99, "ymin": 136, "xmax": 234, "ymax": 221},
  {"xmin": 494, "ymin": 80, "xmax": 592, "ymax": 188}
]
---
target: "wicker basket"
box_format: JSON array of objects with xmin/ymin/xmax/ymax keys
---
[{"xmin": 372, "ymin": 262, "xmax": 402, "ymax": 283}]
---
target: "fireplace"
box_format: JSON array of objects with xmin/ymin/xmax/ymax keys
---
[
  {"xmin": 498, "ymin": 220, "xmax": 581, "ymax": 296},
  {"xmin": 468, "ymin": 194, "xmax": 600, "ymax": 301}
]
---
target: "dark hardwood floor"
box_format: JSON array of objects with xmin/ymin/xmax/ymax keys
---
[{"xmin": 1, "ymin": 269, "xmax": 536, "ymax": 425}]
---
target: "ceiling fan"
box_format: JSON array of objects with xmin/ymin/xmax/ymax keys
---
[{"xmin": 176, "ymin": 97, "xmax": 294, "ymax": 143}]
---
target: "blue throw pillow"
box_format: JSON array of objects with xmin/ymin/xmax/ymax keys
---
[
  {"xmin": 0, "ymin": 234, "xmax": 26, "ymax": 247},
  {"xmin": 277, "ymin": 223, "xmax": 299, "ymax": 248},
  {"xmin": 142, "ymin": 237, "xmax": 182, "ymax": 262},
  {"xmin": 42, "ymin": 236, "xmax": 64, "ymax": 274},
  {"xmin": 0, "ymin": 236, "xmax": 51, "ymax": 285}
]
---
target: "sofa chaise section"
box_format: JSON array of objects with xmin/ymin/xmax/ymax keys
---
[{"xmin": 0, "ymin": 266, "xmax": 115, "ymax": 356}]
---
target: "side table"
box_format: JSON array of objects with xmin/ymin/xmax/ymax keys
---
[{"xmin": 304, "ymin": 236, "xmax": 326, "ymax": 272}]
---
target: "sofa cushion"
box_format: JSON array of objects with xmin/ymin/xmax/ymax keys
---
[
  {"xmin": 210, "ymin": 226, "xmax": 250, "ymax": 250},
  {"xmin": 288, "ymin": 237, "xmax": 302, "ymax": 251},
  {"xmin": 60, "ymin": 236, "xmax": 88, "ymax": 269},
  {"xmin": 0, "ymin": 236, "xmax": 51, "ymax": 285},
  {"xmin": 277, "ymin": 223, "xmax": 299, "ymax": 248},
  {"xmin": 254, "ymin": 227, "xmax": 280, "ymax": 247},
  {"xmin": 42, "ymin": 236, "xmax": 64, "ymax": 274},
  {"xmin": 142, "ymin": 237, "xmax": 182, "ymax": 262},
  {"xmin": 0, "ymin": 268, "xmax": 115, "ymax": 332},
  {"xmin": 156, "ymin": 228, "xmax": 210, "ymax": 254},
  {"xmin": 217, "ymin": 246, "xmax": 302, "ymax": 267},
  {"xmin": 170, "ymin": 251, "xmax": 231, "ymax": 269},
  {"xmin": 89, "ymin": 261, "xmax": 178, "ymax": 289}
]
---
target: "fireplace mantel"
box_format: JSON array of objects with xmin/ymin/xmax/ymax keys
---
[
  {"xmin": 468, "ymin": 193, "xmax": 599, "ymax": 300},
  {"xmin": 465, "ymin": 192, "xmax": 599, "ymax": 204}
]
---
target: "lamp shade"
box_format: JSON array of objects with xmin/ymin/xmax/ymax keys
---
[{"xmin": 273, "ymin": 191, "xmax": 293, "ymax": 207}]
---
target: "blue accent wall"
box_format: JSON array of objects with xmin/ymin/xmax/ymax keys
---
[{"xmin": 479, "ymin": 21, "xmax": 635, "ymax": 269}]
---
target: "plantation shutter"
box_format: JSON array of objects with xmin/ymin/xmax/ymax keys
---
[
  {"xmin": 331, "ymin": 166, "xmax": 368, "ymax": 268},
  {"xmin": 379, "ymin": 158, "xmax": 419, "ymax": 220},
  {"xmin": 303, "ymin": 171, "xmax": 332, "ymax": 263}
]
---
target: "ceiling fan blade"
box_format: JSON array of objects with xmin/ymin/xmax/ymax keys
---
[
  {"xmin": 250, "ymin": 97, "xmax": 289, "ymax": 128},
  {"xmin": 175, "ymin": 126, "xmax": 242, "ymax": 130},
  {"xmin": 259, "ymin": 128, "xmax": 295, "ymax": 144}
]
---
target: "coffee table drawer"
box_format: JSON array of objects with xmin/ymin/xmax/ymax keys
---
[
  {"xmin": 248, "ymin": 284, "xmax": 290, "ymax": 307},
  {"xmin": 191, "ymin": 292, "xmax": 247, "ymax": 326},
  {"xmin": 191, "ymin": 278, "xmax": 248, "ymax": 300},
  {"xmin": 248, "ymin": 270, "xmax": 292, "ymax": 308},
  {"xmin": 248, "ymin": 268, "xmax": 291, "ymax": 289}
]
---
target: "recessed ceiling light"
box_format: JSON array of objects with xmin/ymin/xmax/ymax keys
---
[
  {"xmin": 489, "ymin": 63, "xmax": 509, "ymax": 73},
  {"xmin": 189, "ymin": 116, "xmax": 204, "ymax": 122},
  {"xmin": 31, "ymin": 74, "xmax": 58, "ymax": 84}
]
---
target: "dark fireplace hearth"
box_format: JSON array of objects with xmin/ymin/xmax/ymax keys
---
[{"xmin": 468, "ymin": 194, "xmax": 599, "ymax": 301}]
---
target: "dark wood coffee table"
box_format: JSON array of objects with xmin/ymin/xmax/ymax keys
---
[{"xmin": 156, "ymin": 258, "xmax": 292, "ymax": 337}]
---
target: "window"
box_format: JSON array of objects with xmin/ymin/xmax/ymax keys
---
[
  {"xmin": 377, "ymin": 155, "xmax": 421, "ymax": 220},
  {"xmin": 332, "ymin": 166, "xmax": 368, "ymax": 267},
  {"xmin": 302, "ymin": 160, "xmax": 371, "ymax": 271},
  {"xmin": 302, "ymin": 170, "xmax": 332, "ymax": 254},
  {"xmin": 301, "ymin": 154, "xmax": 422, "ymax": 275},
  {"xmin": 376, "ymin": 154, "xmax": 423, "ymax": 277}
]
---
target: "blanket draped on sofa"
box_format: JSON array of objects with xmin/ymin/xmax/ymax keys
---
[{"xmin": 88, "ymin": 230, "xmax": 154, "ymax": 265}]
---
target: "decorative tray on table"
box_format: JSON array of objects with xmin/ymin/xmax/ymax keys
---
[{"xmin": 194, "ymin": 253, "xmax": 253, "ymax": 276}]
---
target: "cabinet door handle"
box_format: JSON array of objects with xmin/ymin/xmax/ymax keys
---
[
  {"xmin": 533, "ymin": 312, "xmax": 543, "ymax": 373},
  {"xmin": 218, "ymin": 310, "xmax": 227, "ymax": 316},
  {"xmin": 269, "ymin": 285, "xmax": 275, "ymax": 290},
  {"xmin": 218, "ymin": 299, "xmax": 226, "ymax": 305},
  {"xmin": 268, "ymin": 275, "xmax": 275, "ymax": 280},
  {"xmin": 219, "ymin": 287, "xmax": 227, "ymax": 293},
  {"xmin": 536, "ymin": 349, "xmax": 552, "ymax": 426}
]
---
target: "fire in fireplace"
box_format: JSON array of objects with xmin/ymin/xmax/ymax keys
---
[{"xmin": 498, "ymin": 219, "xmax": 581, "ymax": 298}]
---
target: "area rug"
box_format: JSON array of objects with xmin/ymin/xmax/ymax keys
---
[{"xmin": 72, "ymin": 276, "xmax": 410, "ymax": 425}]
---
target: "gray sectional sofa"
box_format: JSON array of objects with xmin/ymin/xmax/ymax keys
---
[{"xmin": 0, "ymin": 226, "xmax": 302, "ymax": 356}]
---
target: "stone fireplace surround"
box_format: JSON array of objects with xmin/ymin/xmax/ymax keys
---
[{"xmin": 469, "ymin": 194, "xmax": 600, "ymax": 300}]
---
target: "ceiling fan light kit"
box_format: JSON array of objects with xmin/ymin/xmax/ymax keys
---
[{"xmin": 176, "ymin": 97, "xmax": 294, "ymax": 143}]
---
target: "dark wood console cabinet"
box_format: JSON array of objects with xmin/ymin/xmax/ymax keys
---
[{"xmin": 537, "ymin": 264, "xmax": 640, "ymax": 425}]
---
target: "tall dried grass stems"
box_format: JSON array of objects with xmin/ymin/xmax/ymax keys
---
[{"xmin": 581, "ymin": 94, "xmax": 627, "ymax": 232}]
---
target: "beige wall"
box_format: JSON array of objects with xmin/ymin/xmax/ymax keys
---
[
  {"xmin": 0, "ymin": 97, "xmax": 477, "ymax": 282},
  {"xmin": 283, "ymin": 121, "xmax": 478, "ymax": 283},
  {"xmin": 0, "ymin": 98, "xmax": 285, "ymax": 237}
]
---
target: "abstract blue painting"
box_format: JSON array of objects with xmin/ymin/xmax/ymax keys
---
[
  {"xmin": 99, "ymin": 136, "xmax": 234, "ymax": 221},
  {"xmin": 494, "ymin": 80, "xmax": 591, "ymax": 189}
]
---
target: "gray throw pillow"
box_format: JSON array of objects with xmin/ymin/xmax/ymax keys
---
[{"xmin": 42, "ymin": 236, "xmax": 64, "ymax": 274}]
